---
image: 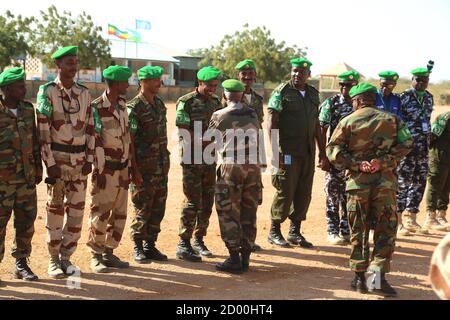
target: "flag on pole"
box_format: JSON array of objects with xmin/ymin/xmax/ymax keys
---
[
  {"xmin": 127, "ymin": 29, "xmax": 142, "ymax": 43},
  {"xmin": 108, "ymin": 24, "xmax": 129, "ymax": 40},
  {"xmin": 135, "ymin": 19, "xmax": 151, "ymax": 30}
]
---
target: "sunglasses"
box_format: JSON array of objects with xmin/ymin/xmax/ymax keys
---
[{"xmin": 339, "ymin": 82, "xmax": 356, "ymax": 88}]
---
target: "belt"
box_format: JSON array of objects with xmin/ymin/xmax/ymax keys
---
[
  {"xmin": 105, "ymin": 160, "xmax": 129, "ymax": 171},
  {"xmin": 51, "ymin": 143, "xmax": 86, "ymax": 154}
]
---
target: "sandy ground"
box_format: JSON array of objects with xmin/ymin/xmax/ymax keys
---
[{"xmin": 0, "ymin": 104, "xmax": 449, "ymax": 300}]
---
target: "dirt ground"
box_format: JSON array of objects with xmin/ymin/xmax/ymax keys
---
[{"xmin": 0, "ymin": 104, "xmax": 449, "ymax": 300}]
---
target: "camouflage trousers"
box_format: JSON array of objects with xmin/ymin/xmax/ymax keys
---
[
  {"xmin": 324, "ymin": 167, "xmax": 349, "ymax": 236},
  {"xmin": 215, "ymin": 164, "xmax": 262, "ymax": 252},
  {"xmin": 425, "ymin": 158, "xmax": 450, "ymax": 212},
  {"xmin": 130, "ymin": 175, "xmax": 168, "ymax": 241},
  {"xmin": 397, "ymin": 150, "xmax": 428, "ymax": 214},
  {"xmin": 0, "ymin": 183, "xmax": 37, "ymax": 262},
  {"xmin": 87, "ymin": 169, "xmax": 129, "ymax": 254},
  {"xmin": 179, "ymin": 164, "xmax": 215, "ymax": 240},
  {"xmin": 347, "ymin": 188, "xmax": 398, "ymax": 273},
  {"xmin": 46, "ymin": 178, "xmax": 87, "ymax": 259}
]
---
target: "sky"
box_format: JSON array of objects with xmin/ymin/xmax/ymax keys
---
[{"xmin": 2, "ymin": 0, "xmax": 450, "ymax": 82}]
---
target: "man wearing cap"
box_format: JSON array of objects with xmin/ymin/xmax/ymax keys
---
[
  {"xmin": 267, "ymin": 57, "xmax": 326, "ymax": 248},
  {"xmin": 375, "ymin": 71, "xmax": 402, "ymax": 117},
  {"xmin": 327, "ymin": 82, "xmax": 413, "ymax": 296},
  {"xmin": 175, "ymin": 66, "xmax": 222, "ymax": 262},
  {"xmin": 397, "ymin": 67, "xmax": 435, "ymax": 235},
  {"xmin": 87, "ymin": 65, "xmax": 141, "ymax": 273},
  {"xmin": 423, "ymin": 110, "xmax": 450, "ymax": 232},
  {"xmin": 209, "ymin": 79, "xmax": 264, "ymax": 274},
  {"xmin": 0, "ymin": 68, "xmax": 42, "ymax": 282},
  {"xmin": 36, "ymin": 46, "xmax": 95, "ymax": 278},
  {"xmin": 128, "ymin": 66, "xmax": 170, "ymax": 263},
  {"xmin": 319, "ymin": 70, "xmax": 359, "ymax": 245}
]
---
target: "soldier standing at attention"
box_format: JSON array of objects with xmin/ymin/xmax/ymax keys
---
[
  {"xmin": 0, "ymin": 68, "xmax": 42, "ymax": 282},
  {"xmin": 319, "ymin": 70, "xmax": 359, "ymax": 245},
  {"xmin": 175, "ymin": 66, "xmax": 222, "ymax": 262},
  {"xmin": 375, "ymin": 71, "xmax": 402, "ymax": 117},
  {"xmin": 267, "ymin": 57, "xmax": 327, "ymax": 248},
  {"xmin": 36, "ymin": 46, "xmax": 95, "ymax": 278},
  {"xmin": 128, "ymin": 66, "xmax": 170, "ymax": 263},
  {"xmin": 209, "ymin": 79, "xmax": 264, "ymax": 274},
  {"xmin": 397, "ymin": 65, "xmax": 435, "ymax": 235},
  {"xmin": 327, "ymin": 82, "xmax": 413, "ymax": 297},
  {"xmin": 87, "ymin": 66, "xmax": 142, "ymax": 273}
]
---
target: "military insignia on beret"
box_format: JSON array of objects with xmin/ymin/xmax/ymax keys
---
[
  {"xmin": 303, "ymin": 63, "xmax": 308, "ymax": 67},
  {"xmin": 245, "ymin": 64, "xmax": 249, "ymax": 68},
  {"xmin": 393, "ymin": 76, "xmax": 398, "ymax": 80},
  {"xmin": 349, "ymin": 75, "xmax": 354, "ymax": 80}
]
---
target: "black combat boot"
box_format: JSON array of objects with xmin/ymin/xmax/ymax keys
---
[
  {"xmin": 133, "ymin": 239, "xmax": 149, "ymax": 264},
  {"xmin": 240, "ymin": 250, "xmax": 251, "ymax": 272},
  {"xmin": 267, "ymin": 222, "xmax": 290, "ymax": 247},
  {"xmin": 192, "ymin": 237, "xmax": 213, "ymax": 257},
  {"xmin": 368, "ymin": 272, "xmax": 397, "ymax": 297},
  {"xmin": 143, "ymin": 237, "xmax": 168, "ymax": 261},
  {"xmin": 216, "ymin": 251, "xmax": 243, "ymax": 274},
  {"xmin": 103, "ymin": 248, "xmax": 130, "ymax": 269},
  {"xmin": 351, "ymin": 272, "xmax": 368, "ymax": 293},
  {"xmin": 176, "ymin": 238, "xmax": 202, "ymax": 262},
  {"xmin": 250, "ymin": 243, "xmax": 262, "ymax": 252},
  {"xmin": 14, "ymin": 258, "xmax": 38, "ymax": 281},
  {"xmin": 287, "ymin": 221, "xmax": 313, "ymax": 248}
]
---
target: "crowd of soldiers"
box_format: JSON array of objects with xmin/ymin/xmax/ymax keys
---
[{"xmin": 0, "ymin": 45, "xmax": 449, "ymax": 298}]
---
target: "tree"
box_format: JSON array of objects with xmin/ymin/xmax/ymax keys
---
[
  {"xmin": 33, "ymin": 5, "xmax": 111, "ymax": 70},
  {"xmin": 194, "ymin": 24, "xmax": 307, "ymax": 83},
  {"xmin": 0, "ymin": 11, "xmax": 35, "ymax": 71}
]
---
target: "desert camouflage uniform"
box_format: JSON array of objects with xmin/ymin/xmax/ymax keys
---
[
  {"xmin": 36, "ymin": 77, "xmax": 94, "ymax": 259},
  {"xmin": 209, "ymin": 101, "xmax": 263, "ymax": 252},
  {"xmin": 87, "ymin": 91, "xmax": 131, "ymax": 254},
  {"xmin": 327, "ymin": 106, "xmax": 413, "ymax": 273},
  {"xmin": 397, "ymin": 89, "xmax": 433, "ymax": 214},
  {"xmin": 0, "ymin": 98, "xmax": 42, "ymax": 262},
  {"xmin": 319, "ymin": 94, "xmax": 353, "ymax": 236},
  {"xmin": 176, "ymin": 90, "xmax": 222, "ymax": 240},
  {"xmin": 128, "ymin": 93, "xmax": 170, "ymax": 242}
]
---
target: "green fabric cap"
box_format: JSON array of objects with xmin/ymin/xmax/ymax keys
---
[
  {"xmin": 0, "ymin": 67, "xmax": 25, "ymax": 87},
  {"xmin": 235, "ymin": 59, "xmax": 256, "ymax": 71},
  {"xmin": 51, "ymin": 46, "xmax": 78, "ymax": 60},
  {"xmin": 338, "ymin": 70, "xmax": 360, "ymax": 82},
  {"xmin": 411, "ymin": 67, "xmax": 430, "ymax": 77},
  {"xmin": 349, "ymin": 82, "xmax": 377, "ymax": 98},
  {"xmin": 290, "ymin": 57, "xmax": 312, "ymax": 69},
  {"xmin": 138, "ymin": 66, "xmax": 164, "ymax": 80},
  {"xmin": 378, "ymin": 70, "xmax": 399, "ymax": 81},
  {"xmin": 222, "ymin": 79, "xmax": 245, "ymax": 92},
  {"xmin": 103, "ymin": 66, "xmax": 133, "ymax": 81},
  {"xmin": 197, "ymin": 66, "xmax": 221, "ymax": 81}
]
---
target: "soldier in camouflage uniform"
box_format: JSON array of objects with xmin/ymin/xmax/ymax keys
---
[
  {"xmin": 209, "ymin": 79, "xmax": 264, "ymax": 274},
  {"xmin": 128, "ymin": 66, "xmax": 170, "ymax": 263},
  {"xmin": 319, "ymin": 70, "xmax": 359, "ymax": 245},
  {"xmin": 87, "ymin": 66, "xmax": 142, "ymax": 273},
  {"xmin": 0, "ymin": 68, "xmax": 42, "ymax": 282},
  {"xmin": 327, "ymin": 83, "xmax": 413, "ymax": 296},
  {"xmin": 175, "ymin": 66, "xmax": 222, "ymax": 262},
  {"xmin": 36, "ymin": 46, "xmax": 95, "ymax": 278},
  {"xmin": 397, "ymin": 67, "xmax": 434, "ymax": 235},
  {"xmin": 423, "ymin": 111, "xmax": 450, "ymax": 232}
]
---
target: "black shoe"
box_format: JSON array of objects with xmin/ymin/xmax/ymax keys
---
[
  {"xmin": 250, "ymin": 243, "xmax": 262, "ymax": 252},
  {"xmin": 192, "ymin": 237, "xmax": 213, "ymax": 257},
  {"xmin": 350, "ymin": 272, "xmax": 368, "ymax": 294},
  {"xmin": 287, "ymin": 222, "xmax": 313, "ymax": 248},
  {"xmin": 241, "ymin": 251, "xmax": 251, "ymax": 272},
  {"xmin": 176, "ymin": 239, "xmax": 202, "ymax": 262},
  {"xmin": 102, "ymin": 248, "xmax": 130, "ymax": 269},
  {"xmin": 133, "ymin": 240, "xmax": 150, "ymax": 264},
  {"xmin": 216, "ymin": 252, "xmax": 242, "ymax": 274},
  {"xmin": 143, "ymin": 241, "xmax": 168, "ymax": 261},
  {"xmin": 368, "ymin": 273, "xmax": 397, "ymax": 297},
  {"xmin": 268, "ymin": 222, "xmax": 290, "ymax": 247},
  {"xmin": 14, "ymin": 258, "xmax": 38, "ymax": 281}
]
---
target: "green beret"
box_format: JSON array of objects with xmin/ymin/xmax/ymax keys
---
[
  {"xmin": 338, "ymin": 70, "xmax": 360, "ymax": 82},
  {"xmin": 290, "ymin": 57, "xmax": 312, "ymax": 69},
  {"xmin": 379, "ymin": 70, "xmax": 399, "ymax": 81},
  {"xmin": 0, "ymin": 67, "xmax": 25, "ymax": 87},
  {"xmin": 222, "ymin": 79, "xmax": 245, "ymax": 92},
  {"xmin": 411, "ymin": 67, "xmax": 430, "ymax": 77},
  {"xmin": 103, "ymin": 66, "xmax": 133, "ymax": 81},
  {"xmin": 349, "ymin": 82, "xmax": 377, "ymax": 98},
  {"xmin": 197, "ymin": 66, "xmax": 222, "ymax": 81},
  {"xmin": 235, "ymin": 59, "xmax": 256, "ymax": 71},
  {"xmin": 138, "ymin": 66, "xmax": 164, "ymax": 80},
  {"xmin": 51, "ymin": 46, "xmax": 78, "ymax": 60}
]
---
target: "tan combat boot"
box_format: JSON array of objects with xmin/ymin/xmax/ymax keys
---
[
  {"xmin": 402, "ymin": 212, "xmax": 418, "ymax": 233},
  {"xmin": 397, "ymin": 213, "xmax": 412, "ymax": 236},
  {"xmin": 423, "ymin": 210, "xmax": 447, "ymax": 231},
  {"xmin": 436, "ymin": 210, "xmax": 450, "ymax": 231},
  {"xmin": 48, "ymin": 255, "xmax": 65, "ymax": 279}
]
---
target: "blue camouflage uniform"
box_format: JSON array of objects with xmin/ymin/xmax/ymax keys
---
[{"xmin": 375, "ymin": 90, "xmax": 402, "ymax": 118}]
